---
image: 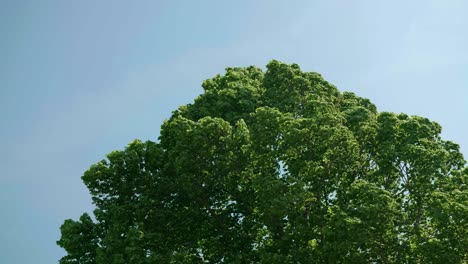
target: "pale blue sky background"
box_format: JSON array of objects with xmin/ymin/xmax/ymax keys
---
[{"xmin": 1, "ymin": 0, "xmax": 467, "ymax": 263}]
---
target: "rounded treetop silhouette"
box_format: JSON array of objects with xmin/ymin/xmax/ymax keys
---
[{"xmin": 58, "ymin": 60, "xmax": 467, "ymax": 263}]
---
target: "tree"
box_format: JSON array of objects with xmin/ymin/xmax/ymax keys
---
[{"xmin": 58, "ymin": 60, "xmax": 467, "ymax": 263}]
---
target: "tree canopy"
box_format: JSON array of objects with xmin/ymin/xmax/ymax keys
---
[{"xmin": 58, "ymin": 60, "xmax": 467, "ymax": 263}]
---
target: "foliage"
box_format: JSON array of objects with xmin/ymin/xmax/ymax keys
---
[{"xmin": 58, "ymin": 61, "xmax": 467, "ymax": 263}]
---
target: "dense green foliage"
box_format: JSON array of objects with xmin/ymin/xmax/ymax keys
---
[{"xmin": 58, "ymin": 61, "xmax": 467, "ymax": 263}]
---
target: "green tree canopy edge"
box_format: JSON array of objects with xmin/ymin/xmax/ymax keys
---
[{"xmin": 58, "ymin": 60, "xmax": 467, "ymax": 263}]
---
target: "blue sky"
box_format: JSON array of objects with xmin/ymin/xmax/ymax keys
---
[{"xmin": 1, "ymin": 1, "xmax": 467, "ymax": 263}]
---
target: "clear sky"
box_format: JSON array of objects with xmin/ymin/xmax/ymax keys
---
[{"xmin": 1, "ymin": 0, "xmax": 467, "ymax": 263}]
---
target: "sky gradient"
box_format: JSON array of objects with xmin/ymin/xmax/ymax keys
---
[{"xmin": 1, "ymin": 1, "xmax": 467, "ymax": 263}]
